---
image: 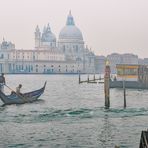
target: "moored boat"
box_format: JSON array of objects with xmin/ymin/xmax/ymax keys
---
[{"xmin": 0, "ymin": 81, "xmax": 46, "ymax": 105}]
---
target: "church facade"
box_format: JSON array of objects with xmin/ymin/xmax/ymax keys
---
[{"xmin": 0, "ymin": 11, "xmax": 95, "ymax": 74}]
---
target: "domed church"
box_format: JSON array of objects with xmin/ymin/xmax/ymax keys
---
[
  {"xmin": 58, "ymin": 11, "xmax": 84, "ymax": 61},
  {"xmin": 0, "ymin": 11, "xmax": 95, "ymax": 74},
  {"xmin": 34, "ymin": 11, "xmax": 95, "ymax": 73}
]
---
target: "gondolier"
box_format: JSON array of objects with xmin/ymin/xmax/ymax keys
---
[
  {"xmin": 0, "ymin": 73, "xmax": 5, "ymax": 92},
  {"xmin": 0, "ymin": 81, "xmax": 46, "ymax": 105},
  {"xmin": 16, "ymin": 84, "xmax": 22, "ymax": 95}
]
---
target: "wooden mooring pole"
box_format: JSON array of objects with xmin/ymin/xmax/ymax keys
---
[
  {"xmin": 87, "ymin": 75, "xmax": 89, "ymax": 83},
  {"xmin": 123, "ymin": 79, "xmax": 126, "ymax": 108},
  {"xmin": 79, "ymin": 73, "xmax": 81, "ymax": 84},
  {"xmin": 104, "ymin": 63, "xmax": 110, "ymax": 109},
  {"xmin": 93, "ymin": 74, "xmax": 95, "ymax": 81}
]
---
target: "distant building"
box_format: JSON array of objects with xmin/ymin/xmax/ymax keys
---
[
  {"xmin": 121, "ymin": 53, "xmax": 138, "ymax": 64},
  {"xmin": 107, "ymin": 53, "xmax": 138, "ymax": 74},
  {"xmin": 107, "ymin": 53, "xmax": 122, "ymax": 73},
  {"xmin": 144, "ymin": 58, "xmax": 148, "ymax": 65},
  {"xmin": 95, "ymin": 55, "xmax": 105, "ymax": 74},
  {"xmin": 138, "ymin": 58, "xmax": 144, "ymax": 65},
  {"xmin": 1, "ymin": 38, "xmax": 15, "ymax": 50}
]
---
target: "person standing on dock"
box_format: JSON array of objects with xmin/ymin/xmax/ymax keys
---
[{"xmin": 0, "ymin": 73, "xmax": 5, "ymax": 92}]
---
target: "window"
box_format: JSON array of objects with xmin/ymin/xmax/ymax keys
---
[
  {"xmin": 31, "ymin": 65, "xmax": 33, "ymax": 71},
  {"xmin": 0, "ymin": 54, "xmax": 4, "ymax": 59},
  {"xmin": 76, "ymin": 45, "xmax": 78, "ymax": 53},
  {"xmin": 63, "ymin": 45, "xmax": 65, "ymax": 53},
  {"xmin": 117, "ymin": 68, "xmax": 138, "ymax": 75}
]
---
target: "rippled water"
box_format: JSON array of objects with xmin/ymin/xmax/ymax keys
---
[{"xmin": 0, "ymin": 74, "xmax": 148, "ymax": 148}]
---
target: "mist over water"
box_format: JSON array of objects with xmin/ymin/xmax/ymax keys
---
[{"xmin": 0, "ymin": 74, "xmax": 147, "ymax": 147}]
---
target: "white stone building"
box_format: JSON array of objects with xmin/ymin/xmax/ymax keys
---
[{"xmin": 0, "ymin": 11, "xmax": 95, "ymax": 74}]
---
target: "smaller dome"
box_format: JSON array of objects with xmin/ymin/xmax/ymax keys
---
[{"xmin": 41, "ymin": 24, "xmax": 56, "ymax": 42}]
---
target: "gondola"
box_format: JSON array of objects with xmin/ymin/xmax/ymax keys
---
[{"xmin": 0, "ymin": 81, "xmax": 46, "ymax": 105}]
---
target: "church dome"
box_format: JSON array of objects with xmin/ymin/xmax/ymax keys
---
[
  {"xmin": 59, "ymin": 11, "xmax": 83, "ymax": 41},
  {"xmin": 41, "ymin": 24, "xmax": 56, "ymax": 42}
]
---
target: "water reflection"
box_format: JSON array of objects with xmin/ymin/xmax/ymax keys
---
[{"xmin": 98, "ymin": 114, "xmax": 117, "ymax": 148}]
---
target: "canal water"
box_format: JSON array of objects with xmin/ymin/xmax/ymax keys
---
[{"xmin": 0, "ymin": 74, "xmax": 148, "ymax": 148}]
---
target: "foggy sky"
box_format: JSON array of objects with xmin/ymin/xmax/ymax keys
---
[{"xmin": 0, "ymin": 0, "xmax": 148, "ymax": 58}]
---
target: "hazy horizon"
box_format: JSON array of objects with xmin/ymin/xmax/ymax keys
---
[{"xmin": 0, "ymin": 0, "xmax": 148, "ymax": 58}]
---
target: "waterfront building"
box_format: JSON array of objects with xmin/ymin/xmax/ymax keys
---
[
  {"xmin": 0, "ymin": 11, "xmax": 95, "ymax": 74},
  {"xmin": 110, "ymin": 64, "xmax": 148, "ymax": 89},
  {"xmin": 107, "ymin": 53, "xmax": 139, "ymax": 74},
  {"xmin": 116, "ymin": 64, "xmax": 139, "ymax": 81}
]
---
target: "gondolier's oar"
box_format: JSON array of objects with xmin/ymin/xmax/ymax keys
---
[{"xmin": 4, "ymin": 84, "xmax": 28, "ymax": 102}]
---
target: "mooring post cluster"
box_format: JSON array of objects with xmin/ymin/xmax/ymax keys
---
[{"xmin": 79, "ymin": 62, "xmax": 127, "ymax": 109}]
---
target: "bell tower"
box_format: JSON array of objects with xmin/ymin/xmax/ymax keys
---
[{"xmin": 35, "ymin": 25, "xmax": 41, "ymax": 48}]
